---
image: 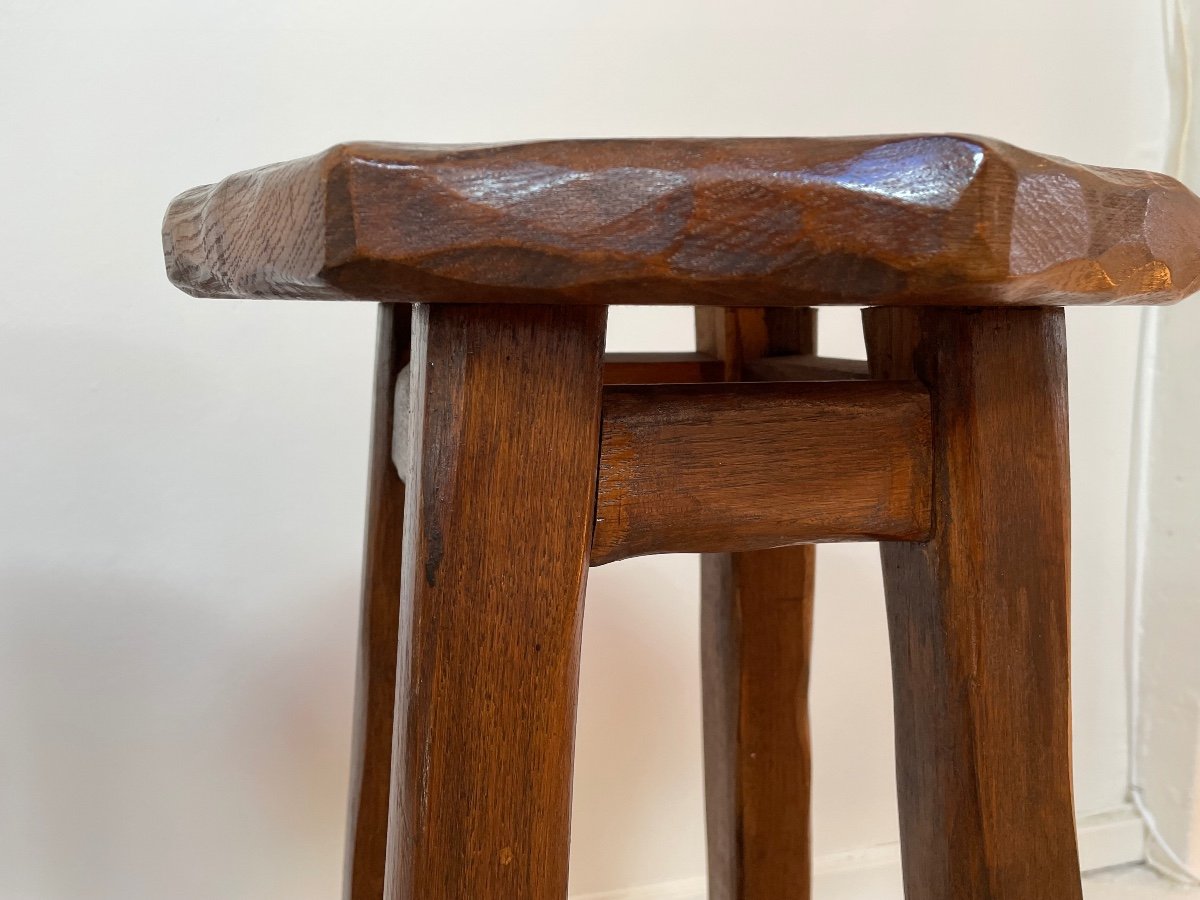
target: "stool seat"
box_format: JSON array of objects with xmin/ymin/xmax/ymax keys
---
[{"xmin": 163, "ymin": 135, "xmax": 1200, "ymax": 308}]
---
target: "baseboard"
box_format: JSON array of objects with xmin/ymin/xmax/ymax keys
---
[
  {"xmin": 569, "ymin": 805, "xmax": 1145, "ymax": 900},
  {"xmin": 571, "ymin": 879, "xmax": 707, "ymax": 900}
]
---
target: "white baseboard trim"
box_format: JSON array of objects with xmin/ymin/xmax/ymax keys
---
[
  {"xmin": 569, "ymin": 805, "xmax": 1145, "ymax": 900},
  {"xmin": 571, "ymin": 879, "xmax": 707, "ymax": 900}
]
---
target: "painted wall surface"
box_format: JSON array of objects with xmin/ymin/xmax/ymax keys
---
[
  {"xmin": 1131, "ymin": 0, "xmax": 1200, "ymax": 874},
  {"xmin": 1134, "ymin": 302, "xmax": 1200, "ymax": 877},
  {"xmin": 0, "ymin": 0, "xmax": 1165, "ymax": 896}
]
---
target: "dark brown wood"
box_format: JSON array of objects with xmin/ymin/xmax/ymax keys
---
[
  {"xmin": 384, "ymin": 303, "xmax": 606, "ymax": 900},
  {"xmin": 698, "ymin": 306, "xmax": 818, "ymax": 900},
  {"xmin": 743, "ymin": 354, "xmax": 870, "ymax": 381},
  {"xmin": 603, "ymin": 351, "xmax": 724, "ymax": 385},
  {"xmin": 344, "ymin": 304, "xmax": 410, "ymax": 900},
  {"xmin": 863, "ymin": 306, "xmax": 1082, "ymax": 900},
  {"xmin": 602, "ymin": 350, "xmax": 863, "ymax": 384},
  {"xmin": 702, "ymin": 547, "xmax": 816, "ymax": 900},
  {"xmin": 592, "ymin": 380, "xmax": 932, "ymax": 564},
  {"xmin": 163, "ymin": 137, "xmax": 1200, "ymax": 307},
  {"xmin": 602, "ymin": 350, "xmax": 864, "ymax": 386},
  {"xmin": 696, "ymin": 307, "xmax": 817, "ymax": 378}
]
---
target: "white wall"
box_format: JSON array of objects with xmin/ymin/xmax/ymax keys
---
[
  {"xmin": 1129, "ymin": 1, "xmax": 1200, "ymax": 876},
  {"xmin": 1133, "ymin": 302, "xmax": 1200, "ymax": 879},
  {"xmin": 0, "ymin": 0, "xmax": 1166, "ymax": 897}
]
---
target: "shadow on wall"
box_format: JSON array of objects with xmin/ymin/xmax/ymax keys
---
[
  {"xmin": 0, "ymin": 567, "xmax": 359, "ymax": 900},
  {"xmin": 570, "ymin": 555, "xmax": 707, "ymax": 895},
  {"xmin": 568, "ymin": 541, "xmax": 902, "ymax": 895}
]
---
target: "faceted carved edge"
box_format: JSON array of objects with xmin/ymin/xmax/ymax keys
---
[{"xmin": 163, "ymin": 135, "xmax": 1200, "ymax": 307}]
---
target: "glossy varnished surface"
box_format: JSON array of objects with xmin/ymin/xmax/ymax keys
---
[
  {"xmin": 698, "ymin": 306, "xmax": 818, "ymax": 900},
  {"xmin": 702, "ymin": 548, "xmax": 815, "ymax": 900},
  {"xmin": 385, "ymin": 304, "xmax": 606, "ymax": 900},
  {"xmin": 864, "ymin": 307, "xmax": 1082, "ymax": 899},
  {"xmin": 592, "ymin": 380, "xmax": 932, "ymax": 564},
  {"xmin": 163, "ymin": 136, "xmax": 1200, "ymax": 307}
]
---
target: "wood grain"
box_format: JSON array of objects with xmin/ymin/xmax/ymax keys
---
[
  {"xmin": 591, "ymin": 380, "xmax": 932, "ymax": 564},
  {"xmin": 601, "ymin": 351, "xmax": 863, "ymax": 385},
  {"xmin": 163, "ymin": 137, "xmax": 1200, "ymax": 307},
  {"xmin": 743, "ymin": 354, "xmax": 870, "ymax": 381},
  {"xmin": 696, "ymin": 307, "xmax": 817, "ymax": 377},
  {"xmin": 383, "ymin": 303, "xmax": 606, "ymax": 900},
  {"xmin": 602, "ymin": 351, "xmax": 724, "ymax": 385},
  {"xmin": 702, "ymin": 547, "xmax": 815, "ymax": 900},
  {"xmin": 344, "ymin": 304, "xmax": 410, "ymax": 900},
  {"xmin": 863, "ymin": 306, "xmax": 1083, "ymax": 900},
  {"xmin": 697, "ymin": 306, "xmax": 818, "ymax": 900}
]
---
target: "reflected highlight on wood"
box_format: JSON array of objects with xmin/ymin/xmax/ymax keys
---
[
  {"xmin": 592, "ymin": 380, "xmax": 932, "ymax": 564},
  {"xmin": 384, "ymin": 304, "xmax": 606, "ymax": 900},
  {"xmin": 163, "ymin": 136, "xmax": 1200, "ymax": 308},
  {"xmin": 158, "ymin": 129, "xmax": 1183, "ymax": 900},
  {"xmin": 698, "ymin": 306, "xmax": 819, "ymax": 900},
  {"xmin": 702, "ymin": 548, "xmax": 816, "ymax": 900},
  {"xmin": 863, "ymin": 306, "xmax": 1083, "ymax": 900}
]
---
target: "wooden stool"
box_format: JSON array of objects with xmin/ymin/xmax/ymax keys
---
[{"xmin": 162, "ymin": 136, "xmax": 1200, "ymax": 900}]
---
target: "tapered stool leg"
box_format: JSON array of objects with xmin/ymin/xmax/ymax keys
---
[
  {"xmin": 701, "ymin": 549, "xmax": 815, "ymax": 900},
  {"xmin": 383, "ymin": 303, "xmax": 607, "ymax": 900},
  {"xmin": 863, "ymin": 307, "xmax": 1083, "ymax": 900},
  {"xmin": 344, "ymin": 304, "xmax": 412, "ymax": 900},
  {"xmin": 697, "ymin": 307, "xmax": 816, "ymax": 900}
]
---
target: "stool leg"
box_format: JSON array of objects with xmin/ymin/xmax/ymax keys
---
[
  {"xmin": 697, "ymin": 306, "xmax": 815, "ymax": 900},
  {"xmin": 862, "ymin": 307, "xmax": 1082, "ymax": 900},
  {"xmin": 384, "ymin": 303, "xmax": 607, "ymax": 900},
  {"xmin": 344, "ymin": 304, "xmax": 411, "ymax": 900},
  {"xmin": 702, "ymin": 548, "xmax": 815, "ymax": 900}
]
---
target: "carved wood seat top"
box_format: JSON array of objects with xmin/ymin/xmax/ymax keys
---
[{"xmin": 162, "ymin": 136, "xmax": 1200, "ymax": 307}]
